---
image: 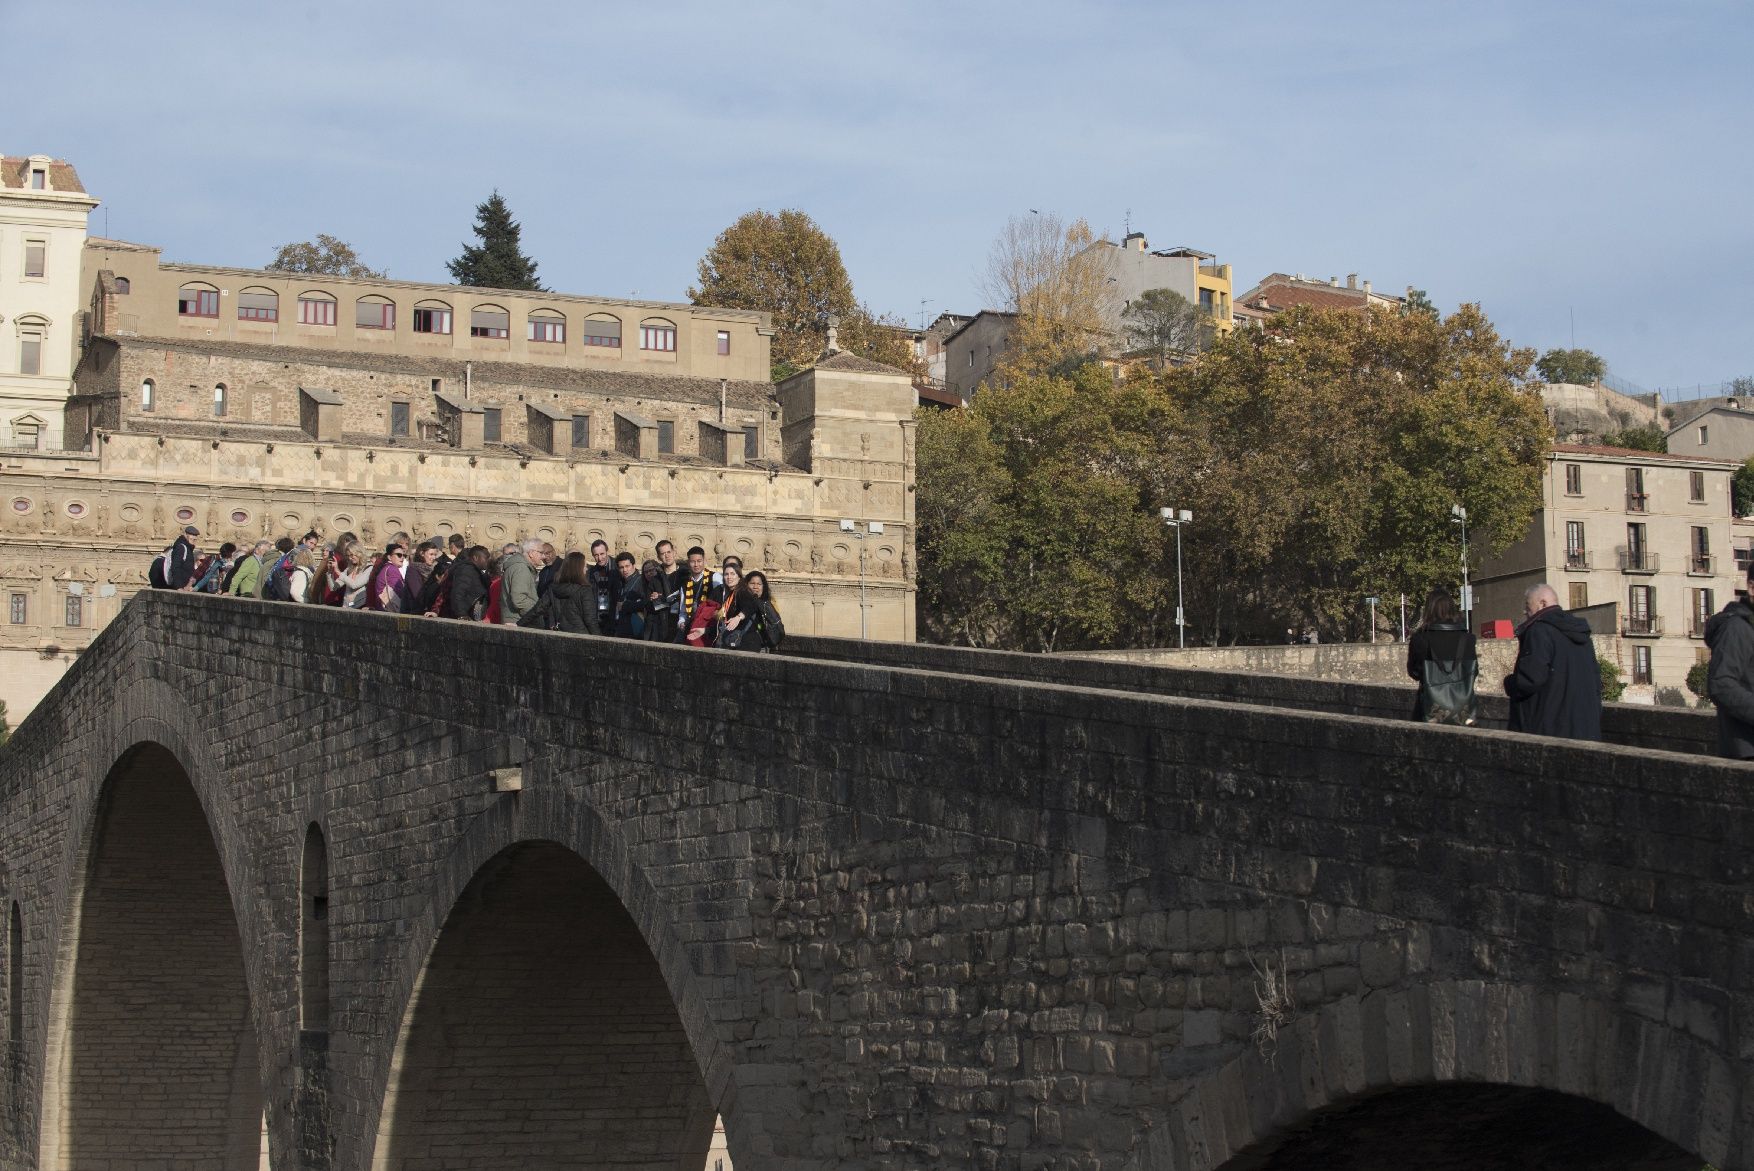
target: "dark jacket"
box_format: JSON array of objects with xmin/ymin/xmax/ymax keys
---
[
  {"xmin": 726, "ymin": 598, "xmax": 784, "ymax": 652},
  {"xmin": 1503, "ymin": 605, "xmax": 1602, "ymax": 740},
  {"xmin": 1704, "ymin": 599, "xmax": 1754, "ymax": 758},
  {"xmin": 587, "ymin": 561, "xmax": 618, "ymax": 625},
  {"xmin": 445, "ymin": 561, "xmax": 489, "ymax": 620},
  {"xmin": 1407, "ymin": 622, "xmax": 1477, "ymax": 721},
  {"xmin": 155, "ymin": 535, "xmax": 199, "ymax": 590},
  {"xmin": 517, "ymin": 581, "xmax": 600, "ymax": 635},
  {"xmin": 615, "ymin": 573, "xmax": 649, "ymax": 637}
]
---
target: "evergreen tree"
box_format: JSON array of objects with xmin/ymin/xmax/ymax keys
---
[{"xmin": 447, "ymin": 192, "xmax": 543, "ymax": 291}]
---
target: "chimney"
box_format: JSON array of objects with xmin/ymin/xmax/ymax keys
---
[
  {"xmin": 1347, "ymin": 273, "xmax": 1358, "ymax": 289},
  {"xmin": 1362, "ymin": 280, "xmax": 1372, "ymax": 295},
  {"xmin": 1123, "ymin": 231, "xmax": 1148, "ymax": 252}
]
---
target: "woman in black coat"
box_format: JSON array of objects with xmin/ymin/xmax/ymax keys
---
[
  {"xmin": 722, "ymin": 571, "xmax": 784, "ymax": 652},
  {"xmin": 1407, "ymin": 588, "xmax": 1477, "ymax": 722},
  {"xmin": 516, "ymin": 552, "xmax": 601, "ymax": 634}
]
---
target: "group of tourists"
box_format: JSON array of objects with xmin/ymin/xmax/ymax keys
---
[
  {"xmin": 148, "ymin": 525, "xmax": 784, "ymax": 652},
  {"xmin": 1409, "ymin": 572, "xmax": 1754, "ymax": 760}
]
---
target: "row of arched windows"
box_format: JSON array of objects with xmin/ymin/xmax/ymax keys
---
[
  {"xmin": 138, "ymin": 378, "xmax": 228, "ymax": 416},
  {"xmin": 175, "ymin": 283, "xmax": 684, "ymax": 352}
]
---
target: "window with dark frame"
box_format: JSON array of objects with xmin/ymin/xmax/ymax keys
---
[
  {"xmin": 657, "ymin": 419, "xmax": 675, "ymax": 453},
  {"xmin": 141, "ymin": 379, "xmax": 155, "ymax": 411},
  {"xmin": 582, "ymin": 316, "xmax": 621, "ymax": 347},
  {"xmin": 744, "ymin": 425, "xmax": 760, "ymax": 460},
  {"xmin": 298, "ymin": 296, "xmax": 338, "ymax": 327},
  {"xmin": 64, "ymin": 594, "xmax": 82, "ymax": 628},
  {"xmin": 1632, "ymin": 644, "xmax": 1652, "ymax": 685},
  {"xmin": 483, "ymin": 408, "xmax": 502, "ymax": 443},
  {"xmin": 1690, "ymin": 470, "xmax": 1705, "ymax": 502},
  {"xmin": 113, "ymin": 276, "xmax": 130, "ymax": 295},
  {"xmin": 23, "ymin": 240, "xmax": 45, "ymax": 278},
  {"xmin": 8, "ymin": 593, "xmax": 25, "ymax": 624},
  {"xmin": 357, "ymin": 298, "xmax": 396, "ymax": 330},
  {"xmin": 717, "ymin": 330, "xmax": 731, "ymax": 356},
  {"xmin": 213, "ymin": 385, "xmax": 227, "ymax": 417},
  {"xmin": 237, "ymin": 289, "xmax": 278, "ymax": 322},
  {"xmin": 1564, "ymin": 463, "xmax": 1582, "ymax": 494},
  {"xmin": 391, "ymin": 402, "xmax": 410, "ymax": 436},
  {"xmin": 413, "ymin": 306, "xmax": 453, "ymax": 334},
  {"xmin": 528, "ymin": 314, "xmax": 566, "ymax": 344},
  {"xmin": 1565, "ymin": 520, "xmax": 1586, "ymax": 568},
  {"xmin": 571, "ymin": 415, "xmax": 590, "ymax": 449},
  {"xmin": 430, "ymin": 377, "xmax": 442, "ymax": 394},
  {"xmin": 1693, "ymin": 588, "xmax": 1715, "ymax": 635},
  {"xmin": 30, "ymin": 168, "xmax": 46, "ymax": 189},
  {"xmin": 178, "ymin": 286, "xmax": 219, "ymax": 317},
  {"xmin": 470, "ymin": 307, "xmax": 511, "ymax": 339}
]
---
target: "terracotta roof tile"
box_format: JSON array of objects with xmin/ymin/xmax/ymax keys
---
[
  {"xmin": 1, "ymin": 156, "xmax": 87, "ymax": 194},
  {"xmin": 1550, "ymin": 443, "xmax": 1736, "ymax": 466}
]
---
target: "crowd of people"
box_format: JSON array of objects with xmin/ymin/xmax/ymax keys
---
[{"xmin": 148, "ymin": 525, "xmax": 784, "ymax": 651}]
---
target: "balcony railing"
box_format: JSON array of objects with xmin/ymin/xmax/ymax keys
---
[
  {"xmin": 1690, "ymin": 617, "xmax": 1710, "ymax": 639},
  {"xmin": 1626, "ymin": 492, "xmax": 1649, "ymax": 513},
  {"xmin": 1687, "ymin": 554, "xmax": 1715, "ymax": 576},
  {"xmin": 1618, "ymin": 548, "xmax": 1659, "ymax": 574},
  {"xmin": 1565, "ymin": 549, "xmax": 1591, "ymax": 570},
  {"xmin": 1623, "ymin": 614, "xmax": 1663, "ymax": 637}
]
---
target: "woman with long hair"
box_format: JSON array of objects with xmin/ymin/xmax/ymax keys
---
[
  {"xmin": 1407, "ymin": 587, "xmax": 1478, "ymax": 724},
  {"xmin": 723, "ymin": 570, "xmax": 784, "ymax": 652},
  {"xmin": 516, "ymin": 551, "xmax": 600, "ymax": 634}
]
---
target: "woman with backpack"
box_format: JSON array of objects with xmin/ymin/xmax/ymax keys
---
[
  {"xmin": 721, "ymin": 570, "xmax": 784, "ymax": 652},
  {"xmin": 1407, "ymin": 588, "xmax": 1478, "ymax": 725},
  {"xmin": 515, "ymin": 552, "xmax": 600, "ymax": 634}
]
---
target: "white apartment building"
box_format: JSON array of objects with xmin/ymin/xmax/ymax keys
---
[
  {"xmin": 1475, "ymin": 444, "xmax": 1740, "ymax": 695},
  {"xmin": 1, "ymin": 154, "xmax": 98, "ymax": 451}
]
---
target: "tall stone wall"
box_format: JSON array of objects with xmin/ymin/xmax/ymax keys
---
[{"xmin": 0, "ymin": 594, "xmax": 1745, "ymax": 1170}]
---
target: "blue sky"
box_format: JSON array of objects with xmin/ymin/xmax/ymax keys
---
[{"xmin": 14, "ymin": 0, "xmax": 1751, "ymax": 388}]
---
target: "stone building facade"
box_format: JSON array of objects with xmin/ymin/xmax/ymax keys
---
[
  {"xmin": 0, "ymin": 210, "xmax": 918, "ymax": 722},
  {"xmin": 1474, "ymin": 443, "xmax": 1740, "ymax": 698},
  {"xmin": 0, "ymin": 155, "xmax": 98, "ymax": 451}
]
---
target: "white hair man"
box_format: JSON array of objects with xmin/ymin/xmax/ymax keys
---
[
  {"xmin": 1502, "ymin": 582, "xmax": 1602, "ymax": 740},
  {"xmin": 499, "ymin": 538, "xmax": 545, "ymax": 626}
]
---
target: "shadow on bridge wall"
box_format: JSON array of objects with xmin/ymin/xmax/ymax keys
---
[{"xmin": 0, "ymin": 593, "xmax": 1746, "ymax": 1170}]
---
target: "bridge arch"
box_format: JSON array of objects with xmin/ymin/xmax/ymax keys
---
[
  {"xmin": 35, "ymin": 681, "xmax": 271, "ymax": 1171},
  {"xmin": 1140, "ymin": 980, "xmax": 1731, "ymax": 1171},
  {"xmin": 369, "ymin": 785, "xmax": 730, "ymax": 1171}
]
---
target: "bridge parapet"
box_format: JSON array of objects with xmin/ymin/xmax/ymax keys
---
[{"xmin": 0, "ymin": 593, "xmax": 1745, "ymax": 1170}]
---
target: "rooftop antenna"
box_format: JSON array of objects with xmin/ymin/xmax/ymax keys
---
[
  {"xmin": 1124, "ymin": 208, "xmax": 1132, "ymax": 236},
  {"xmin": 918, "ymin": 299, "xmax": 932, "ymax": 331}
]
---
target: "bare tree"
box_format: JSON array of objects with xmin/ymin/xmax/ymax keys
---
[{"xmin": 978, "ymin": 212, "xmax": 1116, "ymax": 380}]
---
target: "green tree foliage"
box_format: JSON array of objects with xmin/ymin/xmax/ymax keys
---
[
  {"xmin": 1402, "ymin": 288, "xmax": 1438, "ymax": 317},
  {"xmin": 1535, "ymin": 347, "xmax": 1607, "ymax": 386},
  {"xmin": 447, "ymin": 191, "xmax": 543, "ymax": 291},
  {"xmin": 690, "ymin": 209, "xmax": 911, "ymax": 377},
  {"xmin": 1686, "ymin": 659, "xmax": 1712, "ymax": 705},
  {"xmin": 1121, "ymin": 288, "xmax": 1214, "ymax": 369},
  {"xmin": 1599, "ymin": 656, "xmax": 1626, "ymax": 702},
  {"xmin": 915, "ymin": 303, "xmax": 1551, "ymax": 648},
  {"xmin": 1734, "ymin": 457, "xmax": 1754, "ymax": 516},
  {"xmin": 0, "ymin": 699, "xmax": 9, "ymax": 747},
  {"xmin": 1601, "ymin": 424, "xmax": 1668, "ymax": 453},
  {"xmin": 266, "ymin": 234, "xmax": 383, "ymax": 278}
]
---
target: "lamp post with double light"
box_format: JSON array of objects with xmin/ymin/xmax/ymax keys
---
[
  {"xmin": 839, "ymin": 518, "xmax": 884, "ymax": 640},
  {"xmin": 1160, "ymin": 507, "xmax": 1192, "ymax": 649}
]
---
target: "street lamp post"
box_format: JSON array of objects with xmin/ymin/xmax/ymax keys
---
[
  {"xmin": 839, "ymin": 518, "xmax": 884, "ymax": 639},
  {"xmin": 1451, "ymin": 504, "xmax": 1471, "ymax": 631},
  {"xmin": 1160, "ymin": 507, "xmax": 1192, "ymax": 649}
]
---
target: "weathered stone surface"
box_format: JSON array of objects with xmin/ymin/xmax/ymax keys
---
[{"xmin": 0, "ymin": 593, "xmax": 1746, "ymax": 1170}]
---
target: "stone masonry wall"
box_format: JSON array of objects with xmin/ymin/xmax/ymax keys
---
[{"xmin": 0, "ymin": 594, "xmax": 1747, "ymax": 1171}]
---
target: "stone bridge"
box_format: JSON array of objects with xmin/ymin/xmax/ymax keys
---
[{"xmin": 0, "ymin": 593, "xmax": 1747, "ymax": 1170}]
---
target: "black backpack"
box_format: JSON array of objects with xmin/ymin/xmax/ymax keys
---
[
  {"xmin": 1421, "ymin": 656, "xmax": 1479, "ymax": 726},
  {"xmin": 147, "ymin": 547, "xmax": 171, "ymax": 589},
  {"xmin": 262, "ymin": 557, "xmax": 294, "ymax": 602}
]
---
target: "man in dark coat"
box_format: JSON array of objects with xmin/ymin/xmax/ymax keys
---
[
  {"xmin": 153, "ymin": 525, "xmax": 201, "ymax": 590},
  {"xmin": 1503, "ymin": 583, "xmax": 1603, "ymax": 741},
  {"xmin": 1704, "ymin": 571, "xmax": 1754, "ymax": 758}
]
